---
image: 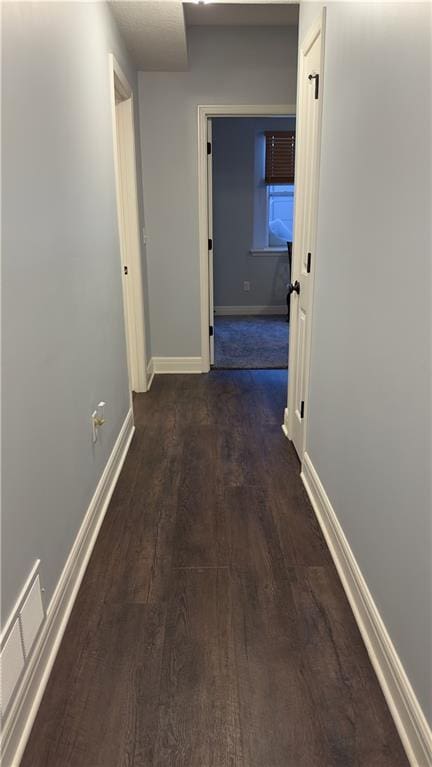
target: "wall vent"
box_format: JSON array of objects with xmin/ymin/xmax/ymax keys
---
[{"xmin": 0, "ymin": 561, "xmax": 45, "ymax": 717}]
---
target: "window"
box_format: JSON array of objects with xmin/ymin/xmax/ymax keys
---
[
  {"xmin": 265, "ymin": 130, "xmax": 295, "ymax": 248},
  {"xmin": 264, "ymin": 131, "xmax": 295, "ymax": 185},
  {"xmin": 251, "ymin": 126, "xmax": 296, "ymax": 254},
  {"xmin": 268, "ymin": 184, "xmax": 295, "ymax": 247}
]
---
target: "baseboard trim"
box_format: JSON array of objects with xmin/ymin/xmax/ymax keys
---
[
  {"xmin": 146, "ymin": 357, "xmax": 155, "ymax": 390},
  {"xmin": 214, "ymin": 305, "xmax": 287, "ymax": 316},
  {"xmin": 152, "ymin": 356, "xmax": 203, "ymax": 374},
  {"xmin": 281, "ymin": 407, "xmax": 290, "ymax": 438},
  {"xmin": 1, "ymin": 408, "xmax": 135, "ymax": 767},
  {"xmin": 301, "ymin": 452, "xmax": 432, "ymax": 767}
]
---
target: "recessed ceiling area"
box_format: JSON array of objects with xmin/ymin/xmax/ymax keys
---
[
  {"xmin": 109, "ymin": 1, "xmax": 299, "ymax": 71},
  {"xmin": 183, "ymin": 3, "xmax": 299, "ymax": 27},
  {"xmin": 109, "ymin": 1, "xmax": 188, "ymax": 71}
]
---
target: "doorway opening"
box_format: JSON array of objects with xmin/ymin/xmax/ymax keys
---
[
  {"xmin": 109, "ymin": 54, "xmax": 148, "ymax": 393},
  {"xmin": 198, "ymin": 105, "xmax": 296, "ymax": 375},
  {"xmin": 209, "ymin": 115, "xmax": 295, "ymax": 369}
]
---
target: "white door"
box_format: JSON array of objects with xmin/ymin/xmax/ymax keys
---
[
  {"xmin": 288, "ymin": 17, "xmax": 324, "ymax": 458},
  {"xmin": 110, "ymin": 56, "xmax": 148, "ymax": 393},
  {"xmin": 115, "ymin": 96, "xmax": 134, "ymax": 389},
  {"xmin": 207, "ymin": 119, "xmax": 215, "ymax": 365}
]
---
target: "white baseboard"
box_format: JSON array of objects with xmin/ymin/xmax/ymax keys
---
[
  {"xmin": 1, "ymin": 408, "xmax": 135, "ymax": 767},
  {"xmin": 146, "ymin": 357, "xmax": 155, "ymax": 390},
  {"xmin": 281, "ymin": 407, "xmax": 290, "ymax": 438},
  {"xmin": 214, "ymin": 305, "xmax": 287, "ymax": 316},
  {"xmin": 301, "ymin": 452, "xmax": 432, "ymax": 767},
  {"xmin": 152, "ymin": 356, "xmax": 203, "ymax": 374}
]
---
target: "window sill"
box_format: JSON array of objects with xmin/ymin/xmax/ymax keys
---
[{"xmin": 249, "ymin": 247, "xmax": 288, "ymax": 257}]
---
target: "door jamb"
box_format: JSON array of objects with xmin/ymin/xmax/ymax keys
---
[
  {"xmin": 109, "ymin": 54, "xmax": 148, "ymax": 393},
  {"xmin": 285, "ymin": 12, "xmax": 326, "ymax": 449},
  {"xmin": 197, "ymin": 104, "xmax": 296, "ymax": 373}
]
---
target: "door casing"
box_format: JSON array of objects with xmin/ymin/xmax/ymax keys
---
[
  {"xmin": 197, "ymin": 104, "xmax": 296, "ymax": 373},
  {"xmin": 207, "ymin": 118, "xmax": 215, "ymax": 366}
]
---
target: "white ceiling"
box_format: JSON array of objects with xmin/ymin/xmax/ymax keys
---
[
  {"xmin": 109, "ymin": 1, "xmax": 188, "ymax": 71},
  {"xmin": 109, "ymin": 1, "xmax": 299, "ymax": 71}
]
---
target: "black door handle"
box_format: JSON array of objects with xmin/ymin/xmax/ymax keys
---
[{"xmin": 287, "ymin": 280, "xmax": 300, "ymax": 295}]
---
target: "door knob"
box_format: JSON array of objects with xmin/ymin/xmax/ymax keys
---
[{"xmin": 287, "ymin": 280, "xmax": 300, "ymax": 295}]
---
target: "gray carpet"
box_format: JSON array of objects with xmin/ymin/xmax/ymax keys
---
[{"xmin": 214, "ymin": 315, "xmax": 288, "ymax": 369}]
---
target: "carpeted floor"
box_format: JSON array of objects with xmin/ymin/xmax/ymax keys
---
[{"xmin": 214, "ymin": 315, "xmax": 288, "ymax": 369}]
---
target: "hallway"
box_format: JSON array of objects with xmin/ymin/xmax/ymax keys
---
[{"xmin": 21, "ymin": 372, "xmax": 408, "ymax": 767}]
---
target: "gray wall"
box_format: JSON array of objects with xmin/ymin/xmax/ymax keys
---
[
  {"xmin": 212, "ymin": 116, "xmax": 295, "ymax": 310},
  {"xmin": 300, "ymin": 2, "xmax": 431, "ymax": 720},
  {"xmin": 1, "ymin": 2, "xmax": 146, "ymax": 623},
  {"xmin": 138, "ymin": 26, "xmax": 298, "ymax": 357}
]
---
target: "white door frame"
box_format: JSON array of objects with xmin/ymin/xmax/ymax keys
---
[
  {"xmin": 284, "ymin": 12, "xmax": 326, "ymax": 453},
  {"xmin": 197, "ymin": 104, "xmax": 296, "ymax": 373},
  {"xmin": 207, "ymin": 118, "xmax": 215, "ymax": 366},
  {"xmin": 109, "ymin": 54, "xmax": 148, "ymax": 393}
]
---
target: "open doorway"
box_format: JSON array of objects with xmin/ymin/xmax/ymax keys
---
[
  {"xmin": 210, "ymin": 116, "xmax": 295, "ymax": 369},
  {"xmin": 198, "ymin": 105, "xmax": 296, "ymax": 374}
]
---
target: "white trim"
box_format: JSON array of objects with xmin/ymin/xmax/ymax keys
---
[
  {"xmin": 301, "ymin": 452, "xmax": 432, "ymax": 767},
  {"xmin": 198, "ymin": 104, "xmax": 296, "ymax": 374},
  {"xmin": 207, "ymin": 118, "xmax": 215, "ymax": 366},
  {"xmin": 110, "ymin": 54, "xmax": 130, "ymax": 100},
  {"xmin": 152, "ymin": 357, "xmax": 203, "ymax": 374},
  {"xmin": 109, "ymin": 54, "xmax": 148, "ymax": 393},
  {"xmin": 249, "ymin": 248, "xmax": 288, "ymax": 257},
  {"xmin": 146, "ymin": 357, "xmax": 155, "ymax": 390},
  {"xmin": 281, "ymin": 407, "xmax": 290, "ymax": 438},
  {"xmin": 1, "ymin": 409, "xmax": 135, "ymax": 767},
  {"xmin": 214, "ymin": 305, "xmax": 287, "ymax": 316}
]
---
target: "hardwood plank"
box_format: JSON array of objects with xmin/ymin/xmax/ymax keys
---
[
  {"xmin": 289, "ymin": 566, "xmax": 410, "ymax": 766},
  {"xmin": 134, "ymin": 374, "xmax": 211, "ymax": 431},
  {"xmin": 172, "ymin": 425, "xmax": 229, "ymax": 567},
  {"xmin": 20, "ymin": 603, "xmax": 166, "ymax": 767},
  {"xmin": 215, "ymin": 426, "xmax": 264, "ymax": 488},
  {"xmin": 153, "ymin": 567, "xmax": 242, "ymax": 767},
  {"xmin": 249, "ymin": 369, "xmax": 289, "ymax": 425},
  {"xmin": 228, "ymin": 487, "xmax": 326, "ymax": 767},
  {"xmin": 80, "ymin": 422, "xmax": 182, "ymax": 606},
  {"xmin": 269, "ymin": 477, "xmax": 332, "ymax": 566},
  {"xmin": 206, "ymin": 370, "xmax": 258, "ymax": 428}
]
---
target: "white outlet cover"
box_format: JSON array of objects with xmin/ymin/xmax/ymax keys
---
[
  {"xmin": 19, "ymin": 575, "xmax": 44, "ymax": 657},
  {"xmin": 1, "ymin": 620, "xmax": 25, "ymax": 714}
]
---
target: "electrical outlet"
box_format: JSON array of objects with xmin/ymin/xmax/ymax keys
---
[
  {"xmin": 243, "ymin": 281, "xmax": 250, "ymax": 292},
  {"xmin": 91, "ymin": 401, "xmax": 106, "ymax": 443}
]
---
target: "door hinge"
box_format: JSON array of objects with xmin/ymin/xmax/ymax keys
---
[
  {"xmin": 123, "ymin": 265, "xmax": 128, "ymax": 275},
  {"xmin": 207, "ymin": 141, "xmax": 212, "ymax": 155},
  {"xmin": 208, "ymin": 238, "xmax": 213, "ymax": 251},
  {"xmin": 300, "ymin": 400, "xmax": 305, "ymax": 419},
  {"xmin": 209, "ymin": 326, "xmax": 214, "ymax": 337},
  {"xmin": 308, "ymin": 73, "xmax": 319, "ymax": 99},
  {"xmin": 307, "ymin": 252, "xmax": 312, "ymax": 274}
]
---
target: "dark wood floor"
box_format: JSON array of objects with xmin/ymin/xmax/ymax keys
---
[{"xmin": 22, "ymin": 371, "xmax": 408, "ymax": 767}]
